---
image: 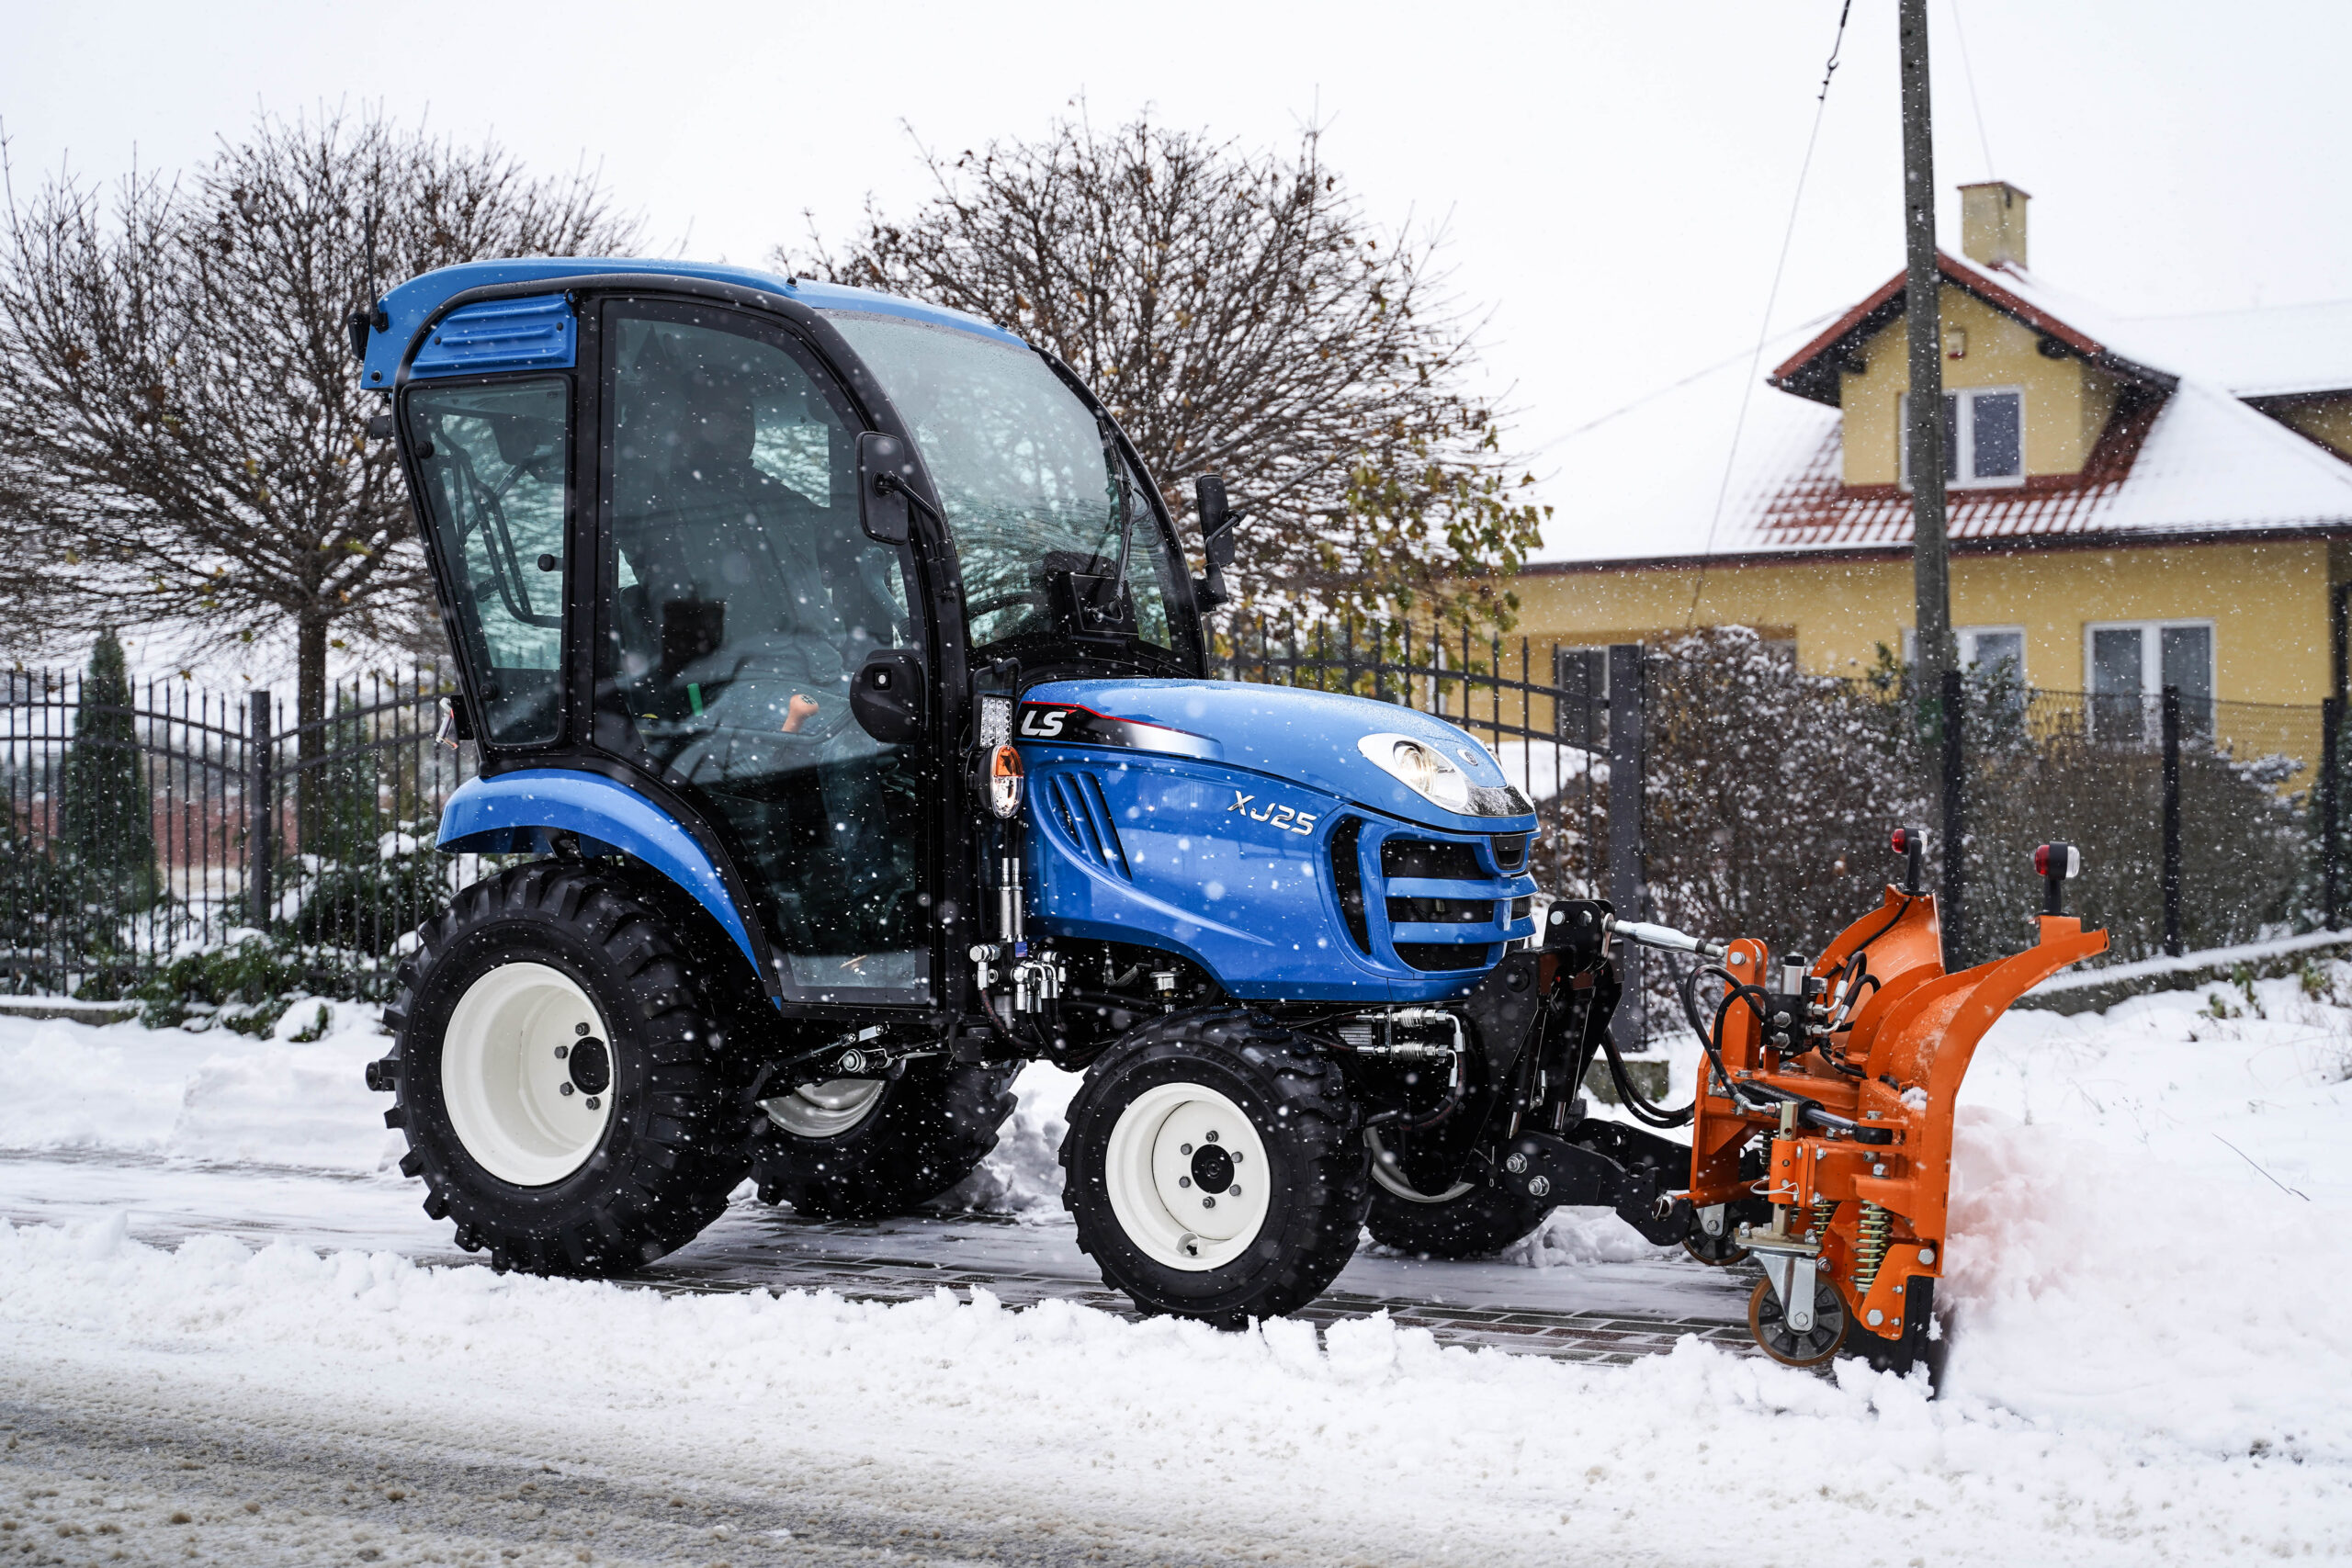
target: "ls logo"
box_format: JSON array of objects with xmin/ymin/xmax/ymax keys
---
[
  {"xmin": 1227, "ymin": 790, "xmax": 1317, "ymax": 836},
  {"xmin": 1020, "ymin": 707, "xmax": 1069, "ymax": 739}
]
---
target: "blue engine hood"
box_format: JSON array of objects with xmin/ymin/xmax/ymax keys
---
[{"xmin": 1020, "ymin": 679, "xmax": 1536, "ymax": 833}]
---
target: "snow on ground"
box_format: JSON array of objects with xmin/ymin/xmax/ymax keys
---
[{"xmin": 3, "ymin": 971, "xmax": 2351, "ymax": 1560}]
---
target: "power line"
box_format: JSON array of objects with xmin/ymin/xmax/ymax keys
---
[
  {"xmin": 1946, "ymin": 0, "xmax": 1997, "ymax": 179},
  {"xmin": 1681, "ymin": 0, "xmax": 1853, "ymax": 626}
]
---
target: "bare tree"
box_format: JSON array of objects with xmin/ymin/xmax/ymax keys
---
[
  {"xmin": 0, "ymin": 108, "xmax": 639, "ymax": 778},
  {"xmin": 793, "ymin": 113, "xmax": 1548, "ymax": 638}
]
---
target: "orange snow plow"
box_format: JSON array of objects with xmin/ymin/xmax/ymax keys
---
[{"xmin": 1640, "ymin": 833, "xmax": 2105, "ymax": 1373}]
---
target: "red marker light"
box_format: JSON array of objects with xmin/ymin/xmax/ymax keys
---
[
  {"xmin": 1891, "ymin": 828, "xmax": 1909, "ymax": 853},
  {"xmin": 2033, "ymin": 843, "xmax": 2050, "ymax": 876}
]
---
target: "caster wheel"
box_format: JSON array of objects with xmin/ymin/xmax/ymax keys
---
[{"xmin": 1747, "ymin": 1274, "xmax": 1849, "ymax": 1368}]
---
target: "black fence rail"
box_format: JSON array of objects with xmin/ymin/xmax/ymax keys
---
[
  {"xmin": 2, "ymin": 666, "xmax": 481, "ymax": 1013},
  {"xmin": 8, "ymin": 624, "xmax": 2341, "ymax": 1035}
]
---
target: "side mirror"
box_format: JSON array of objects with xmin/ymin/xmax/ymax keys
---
[
  {"xmin": 856, "ymin": 431, "xmax": 915, "ymax": 545},
  {"xmin": 1193, "ymin": 473, "xmax": 1248, "ymax": 609},
  {"xmin": 850, "ymin": 648, "xmax": 926, "ymax": 745}
]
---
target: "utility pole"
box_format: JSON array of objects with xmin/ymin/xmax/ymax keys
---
[{"xmin": 1899, "ymin": 0, "xmax": 1954, "ymax": 697}]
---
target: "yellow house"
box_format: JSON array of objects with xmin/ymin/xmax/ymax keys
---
[{"xmin": 1519, "ymin": 182, "xmax": 2352, "ymax": 761}]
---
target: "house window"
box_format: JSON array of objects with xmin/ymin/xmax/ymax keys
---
[
  {"xmin": 1899, "ymin": 625, "xmax": 2028, "ymax": 685},
  {"xmin": 1961, "ymin": 626, "xmax": 2026, "ymax": 682},
  {"xmin": 2086, "ymin": 621, "xmax": 2214, "ymax": 742},
  {"xmin": 1900, "ymin": 388, "xmax": 2026, "ymax": 489}
]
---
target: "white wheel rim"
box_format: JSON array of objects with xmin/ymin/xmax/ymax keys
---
[
  {"xmin": 761, "ymin": 1077, "xmax": 888, "ymax": 1139},
  {"xmin": 441, "ymin": 962, "xmax": 613, "ymax": 1187},
  {"xmin": 1102, "ymin": 1081, "xmax": 1272, "ymax": 1272}
]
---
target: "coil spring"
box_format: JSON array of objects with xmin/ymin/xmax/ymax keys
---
[
  {"xmin": 1809, "ymin": 1195, "xmax": 1835, "ymax": 1240},
  {"xmin": 1852, "ymin": 1201, "xmax": 1892, "ymax": 1293}
]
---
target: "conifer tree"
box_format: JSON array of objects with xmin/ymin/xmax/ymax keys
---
[{"xmin": 59, "ymin": 628, "xmax": 158, "ymax": 909}]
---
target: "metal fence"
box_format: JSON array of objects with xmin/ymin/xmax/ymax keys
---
[
  {"xmin": 2, "ymin": 666, "xmax": 478, "ymax": 1007},
  {"xmin": 8, "ymin": 625, "xmax": 2340, "ymax": 1027}
]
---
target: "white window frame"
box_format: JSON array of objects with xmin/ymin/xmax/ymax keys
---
[
  {"xmin": 1900, "ymin": 385, "xmax": 2029, "ymax": 491},
  {"xmin": 1899, "ymin": 624, "xmax": 2030, "ymax": 682},
  {"xmin": 2083, "ymin": 619, "xmax": 2216, "ymax": 741},
  {"xmin": 1959, "ymin": 625, "xmax": 2027, "ymax": 682}
]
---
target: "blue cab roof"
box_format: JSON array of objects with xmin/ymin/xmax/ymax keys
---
[{"xmin": 360, "ymin": 257, "xmax": 1023, "ymax": 390}]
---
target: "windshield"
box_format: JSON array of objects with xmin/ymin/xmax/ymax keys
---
[{"xmin": 825, "ymin": 313, "xmax": 1182, "ymax": 658}]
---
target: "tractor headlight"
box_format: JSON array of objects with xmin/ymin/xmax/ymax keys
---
[{"xmin": 1357, "ymin": 733, "xmax": 1473, "ymax": 813}]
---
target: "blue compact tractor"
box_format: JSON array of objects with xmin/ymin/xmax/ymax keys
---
[{"xmin": 356, "ymin": 260, "xmax": 1710, "ymax": 1324}]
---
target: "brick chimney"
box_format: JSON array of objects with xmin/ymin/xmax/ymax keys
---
[{"xmin": 1958, "ymin": 180, "xmax": 2030, "ymax": 269}]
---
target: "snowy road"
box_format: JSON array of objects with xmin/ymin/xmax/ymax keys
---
[
  {"xmin": 0, "ymin": 1147, "xmax": 1758, "ymax": 1365},
  {"xmin": 6, "ymin": 980, "xmax": 2352, "ymax": 1563}
]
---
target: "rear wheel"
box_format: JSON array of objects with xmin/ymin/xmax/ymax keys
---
[
  {"xmin": 377, "ymin": 863, "xmax": 749, "ymax": 1277},
  {"xmin": 1061, "ymin": 1009, "xmax": 1367, "ymax": 1325},
  {"xmin": 749, "ymin": 1057, "xmax": 1016, "ymax": 1221}
]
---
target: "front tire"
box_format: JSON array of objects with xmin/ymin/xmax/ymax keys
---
[
  {"xmin": 1060, "ymin": 1009, "xmax": 1367, "ymax": 1325},
  {"xmin": 379, "ymin": 863, "xmax": 749, "ymax": 1277}
]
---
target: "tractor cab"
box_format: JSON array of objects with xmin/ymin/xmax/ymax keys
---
[{"xmin": 369, "ymin": 263, "xmax": 1212, "ymax": 1022}]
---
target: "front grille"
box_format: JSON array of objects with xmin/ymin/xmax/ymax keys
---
[
  {"xmin": 1386, "ymin": 896, "xmax": 1492, "ymax": 925},
  {"xmin": 1396, "ymin": 943, "xmax": 1487, "ymax": 972},
  {"xmin": 1329, "ymin": 817, "xmax": 1371, "ymax": 953},
  {"xmin": 1381, "ymin": 838, "xmax": 1484, "ymax": 880},
  {"xmin": 1510, "ymin": 896, "xmax": 1532, "ymax": 920},
  {"xmin": 1490, "ymin": 832, "xmax": 1531, "ymax": 872}
]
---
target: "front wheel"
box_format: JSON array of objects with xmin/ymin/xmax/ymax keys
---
[{"xmin": 1059, "ymin": 1009, "xmax": 1368, "ymax": 1325}]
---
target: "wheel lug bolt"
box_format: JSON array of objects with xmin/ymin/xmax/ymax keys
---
[
  {"xmin": 1202, "ymin": 1196, "xmax": 1216, "ymax": 1208},
  {"xmin": 555, "ymin": 1044, "xmax": 569, "ymax": 1058},
  {"xmin": 1229, "ymin": 1184, "xmax": 1241, "ymax": 1197},
  {"xmin": 1230, "ymin": 1151, "xmax": 1243, "ymax": 1164},
  {"xmin": 584, "ymin": 1096, "xmax": 600, "ymax": 1110},
  {"xmin": 1205, "ymin": 1131, "xmax": 1219, "ymax": 1143},
  {"xmin": 1180, "ymin": 1144, "xmax": 1193, "ymax": 1156},
  {"xmin": 1179, "ymin": 1176, "xmax": 1192, "ymax": 1188},
  {"xmin": 560, "ymin": 1083, "xmax": 574, "ymax": 1096}
]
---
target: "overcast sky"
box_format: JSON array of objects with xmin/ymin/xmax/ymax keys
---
[{"xmin": 7, "ymin": 0, "xmax": 2348, "ymax": 499}]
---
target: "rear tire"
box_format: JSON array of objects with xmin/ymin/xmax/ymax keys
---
[
  {"xmin": 378, "ymin": 862, "xmax": 750, "ymax": 1277},
  {"xmin": 1060, "ymin": 1009, "xmax": 1367, "ymax": 1325},
  {"xmin": 749, "ymin": 1057, "xmax": 1016, "ymax": 1221}
]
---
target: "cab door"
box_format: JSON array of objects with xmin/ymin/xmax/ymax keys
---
[{"xmin": 588, "ymin": 296, "xmax": 938, "ymax": 1007}]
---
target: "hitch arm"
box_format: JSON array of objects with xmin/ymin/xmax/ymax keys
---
[{"xmin": 1494, "ymin": 1129, "xmax": 1694, "ymax": 1247}]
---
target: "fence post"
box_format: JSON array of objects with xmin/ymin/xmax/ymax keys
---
[
  {"xmin": 2161, "ymin": 684, "xmax": 2183, "ymax": 956},
  {"xmin": 2324, "ymin": 695, "xmax": 2343, "ymax": 931},
  {"xmin": 1939, "ymin": 668, "xmax": 1966, "ymax": 969},
  {"xmin": 1606, "ymin": 644, "xmax": 1646, "ymax": 1052},
  {"xmin": 249, "ymin": 689, "xmax": 274, "ymax": 931}
]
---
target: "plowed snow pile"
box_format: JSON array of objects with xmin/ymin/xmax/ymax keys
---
[{"xmin": 3, "ymin": 969, "xmax": 2349, "ymax": 1562}]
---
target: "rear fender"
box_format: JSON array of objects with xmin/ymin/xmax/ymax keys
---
[{"xmin": 436, "ymin": 768, "xmax": 763, "ymax": 987}]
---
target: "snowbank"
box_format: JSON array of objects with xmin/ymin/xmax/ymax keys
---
[
  {"xmin": 6, "ymin": 1211, "xmax": 2345, "ymax": 1562},
  {"xmin": 0, "ymin": 998, "xmax": 401, "ymax": 1173}
]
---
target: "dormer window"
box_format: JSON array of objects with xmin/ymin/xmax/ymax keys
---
[{"xmin": 1900, "ymin": 387, "xmax": 2025, "ymax": 488}]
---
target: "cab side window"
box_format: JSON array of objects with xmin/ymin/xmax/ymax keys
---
[{"xmin": 407, "ymin": 378, "xmax": 571, "ymax": 746}]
